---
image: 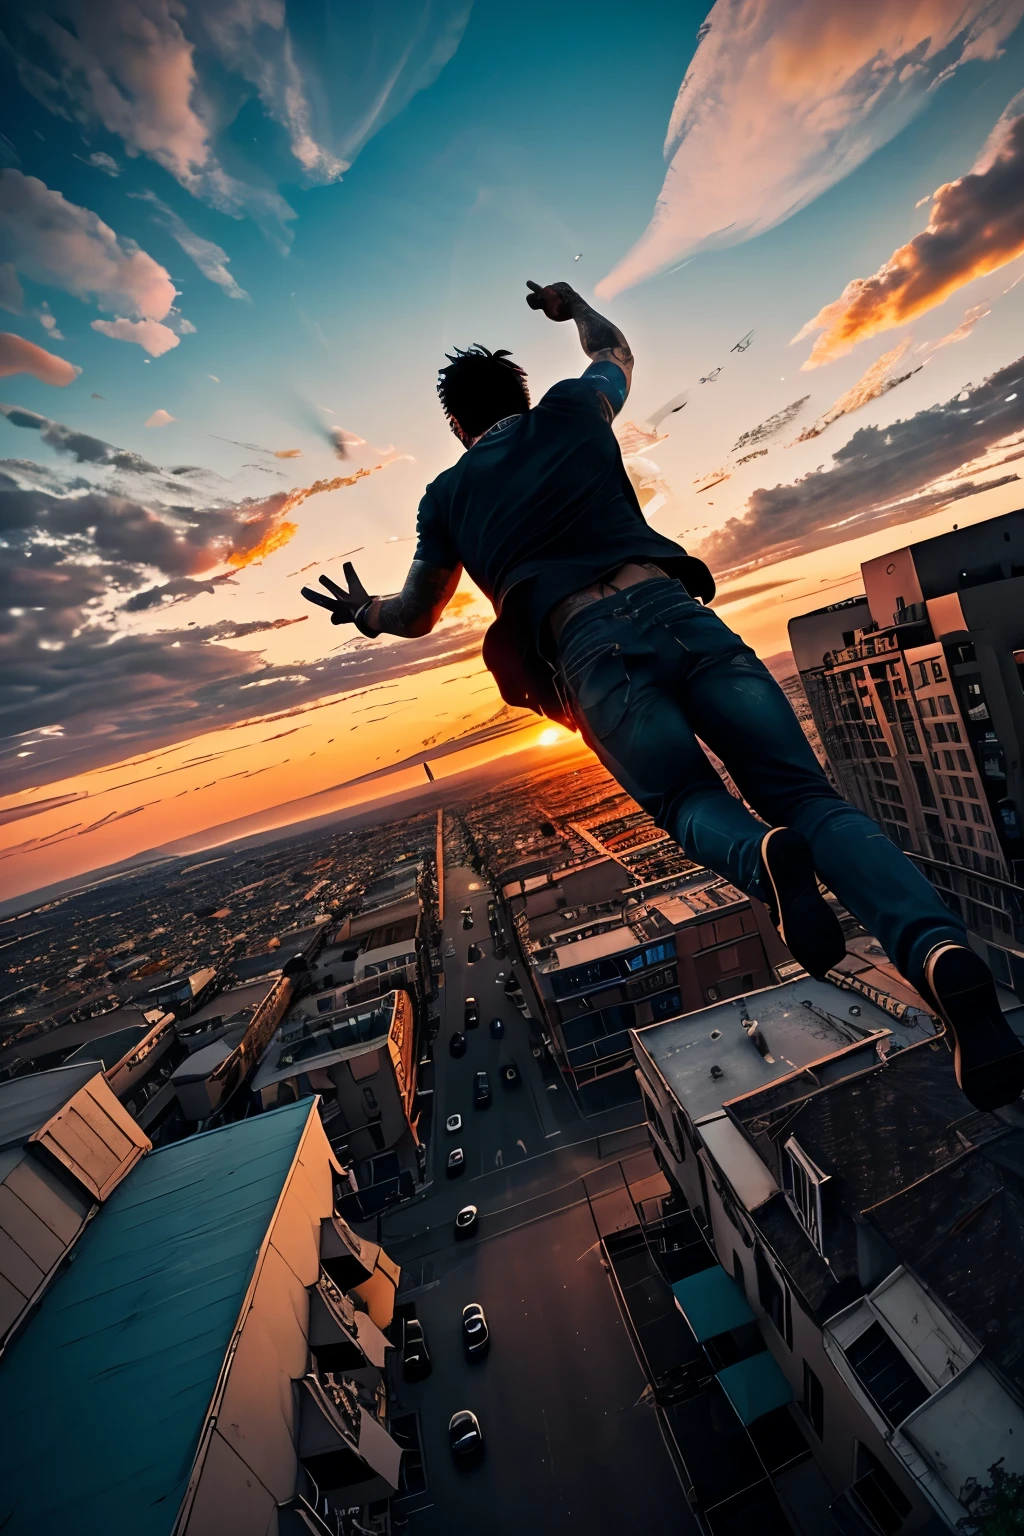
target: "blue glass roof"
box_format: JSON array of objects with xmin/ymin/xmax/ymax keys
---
[
  {"xmin": 671, "ymin": 1264, "xmax": 755, "ymax": 1342},
  {"xmin": 716, "ymin": 1350, "xmax": 794, "ymax": 1426},
  {"xmin": 0, "ymin": 1099, "xmax": 314, "ymax": 1536}
]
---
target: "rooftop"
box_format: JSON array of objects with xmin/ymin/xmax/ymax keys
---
[
  {"xmin": 635, "ymin": 975, "xmax": 935, "ymax": 1124},
  {"xmin": 0, "ymin": 1061, "xmax": 104, "ymax": 1151},
  {"xmin": 252, "ymin": 993, "xmax": 397, "ymax": 1093},
  {"xmin": 0, "ymin": 1099, "xmax": 315, "ymax": 1536}
]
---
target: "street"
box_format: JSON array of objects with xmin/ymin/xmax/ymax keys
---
[{"xmin": 385, "ymin": 865, "xmax": 696, "ymax": 1536}]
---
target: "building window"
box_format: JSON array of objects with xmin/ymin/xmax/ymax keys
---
[
  {"xmin": 755, "ymin": 1247, "xmax": 792, "ymax": 1347},
  {"xmin": 931, "ymin": 660, "xmax": 945, "ymax": 682},
  {"xmin": 949, "ymin": 775, "xmax": 962, "ymax": 795},
  {"xmin": 845, "ymin": 1322, "xmax": 930, "ymax": 1428},
  {"xmin": 848, "ymin": 1442, "xmax": 913, "ymax": 1536},
  {"xmin": 801, "ymin": 1361, "xmax": 824, "ymax": 1440},
  {"xmin": 782, "ymin": 1137, "xmax": 830, "ymax": 1254},
  {"xmin": 971, "ymin": 803, "xmax": 986, "ymax": 825},
  {"xmin": 641, "ymin": 1090, "xmax": 670, "ymax": 1151},
  {"xmin": 981, "ymin": 831, "xmax": 995, "ymax": 852},
  {"xmin": 938, "ymin": 694, "xmax": 955, "ymax": 715},
  {"xmin": 965, "ymin": 776, "xmax": 978, "ymax": 799},
  {"xmin": 909, "ymin": 763, "xmax": 935, "ymax": 807}
]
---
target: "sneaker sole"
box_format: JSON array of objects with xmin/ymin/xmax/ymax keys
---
[
  {"xmin": 761, "ymin": 827, "xmax": 846, "ymax": 979},
  {"xmin": 923, "ymin": 943, "xmax": 1024, "ymax": 1112}
]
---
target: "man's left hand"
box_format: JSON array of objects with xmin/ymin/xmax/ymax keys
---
[{"xmin": 301, "ymin": 562, "xmax": 373, "ymax": 625}]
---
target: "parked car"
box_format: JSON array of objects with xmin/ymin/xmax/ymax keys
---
[
  {"xmin": 489, "ymin": 1016, "xmax": 504, "ymax": 1039},
  {"xmin": 464, "ymin": 998, "xmax": 479, "ymax": 1028},
  {"xmin": 444, "ymin": 939, "xmax": 455, "ymax": 958},
  {"xmin": 494, "ymin": 971, "xmax": 505, "ymax": 983},
  {"xmin": 473, "ymin": 1071, "xmax": 491, "ymax": 1108},
  {"xmin": 403, "ymin": 1319, "xmax": 431, "ymax": 1379},
  {"xmin": 501, "ymin": 1061, "xmax": 520, "ymax": 1088},
  {"xmin": 462, "ymin": 913, "xmax": 474, "ymax": 930},
  {"xmin": 462, "ymin": 1303, "xmax": 490, "ymax": 1357},
  {"xmin": 447, "ymin": 1147, "xmax": 465, "ymax": 1176},
  {"xmin": 455, "ymin": 1203, "xmax": 478, "ymax": 1238},
  {"xmin": 467, "ymin": 942, "xmax": 483, "ymax": 963},
  {"xmin": 449, "ymin": 1030, "xmax": 467, "ymax": 1058},
  {"xmin": 449, "ymin": 1409, "xmax": 484, "ymax": 1459},
  {"xmin": 446, "ymin": 1113, "xmax": 462, "ymax": 1134}
]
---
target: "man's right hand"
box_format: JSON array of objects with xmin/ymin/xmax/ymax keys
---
[
  {"xmin": 301, "ymin": 562, "xmax": 373, "ymax": 625},
  {"xmin": 526, "ymin": 280, "xmax": 578, "ymax": 321}
]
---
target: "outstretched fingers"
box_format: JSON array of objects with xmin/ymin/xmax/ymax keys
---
[
  {"xmin": 301, "ymin": 585, "xmax": 337, "ymax": 612},
  {"xmin": 318, "ymin": 572, "xmax": 347, "ymax": 599}
]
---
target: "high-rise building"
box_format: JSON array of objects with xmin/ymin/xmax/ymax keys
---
[{"xmin": 789, "ymin": 509, "xmax": 1024, "ymax": 993}]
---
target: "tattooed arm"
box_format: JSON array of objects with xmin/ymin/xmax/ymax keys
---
[
  {"xmin": 301, "ymin": 559, "xmax": 461, "ymax": 638},
  {"xmin": 526, "ymin": 279, "xmax": 634, "ymax": 391}
]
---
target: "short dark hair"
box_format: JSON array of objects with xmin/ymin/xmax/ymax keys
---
[{"xmin": 437, "ymin": 344, "xmax": 529, "ymax": 440}]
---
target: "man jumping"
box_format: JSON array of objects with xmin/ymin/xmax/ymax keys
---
[{"xmin": 303, "ymin": 279, "xmax": 1024, "ymax": 1112}]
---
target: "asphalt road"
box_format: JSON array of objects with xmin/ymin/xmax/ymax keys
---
[{"xmin": 386, "ymin": 866, "xmax": 695, "ymax": 1536}]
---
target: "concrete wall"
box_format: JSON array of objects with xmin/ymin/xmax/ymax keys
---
[{"xmin": 178, "ymin": 1111, "xmax": 341, "ymax": 1536}]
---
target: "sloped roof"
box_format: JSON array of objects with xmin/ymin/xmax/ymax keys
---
[{"xmin": 0, "ymin": 1099, "xmax": 315, "ymax": 1536}]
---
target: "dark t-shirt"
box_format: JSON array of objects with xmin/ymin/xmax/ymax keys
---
[{"xmin": 414, "ymin": 361, "xmax": 714, "ymax": 722}]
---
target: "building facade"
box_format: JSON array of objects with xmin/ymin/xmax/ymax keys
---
[
  {"xmin": 632, "ymin": 976, "xmax": 1024, "ymax": 1533},
  {"xmin": 790, "ymin": 510, "xmax": 1024, "ymax": 993}
]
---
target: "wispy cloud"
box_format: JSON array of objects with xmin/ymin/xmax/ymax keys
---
[
  {"xmin": 6, "ymin": 0, "xmax": 474, "ymax": 246},
  {"xmin": 696, "ymin": 355, "xmax": 1024, "ymax": 572},
  {"xmin": 793, "ymin": 341, "xmax": 922, "ymax": 441},
  {"xmin": 597, "ymin": 0, "xmax": 1024, "ymax": 298},
  {"xmin": 132, "ymin": 190, "xmax": 250, "ymax": 301},
  {"xmin": 795, "ymin": 96, "xmax": 1024, "ymax": 364},
  {"xmin": 0, "ymin": 169, "xmax": 183, "ymax": 354}
]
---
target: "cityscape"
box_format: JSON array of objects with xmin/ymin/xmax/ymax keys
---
[
  {"xmin": 2, "ymin": 508, "xmax": 1024, "ymax": 1534},
  {"xmin": 5, "ymin": 0, "xmax": 1024, "ymax": 1531}
]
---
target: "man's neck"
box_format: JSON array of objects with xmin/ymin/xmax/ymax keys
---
[{"xmin": 467, "ymin": 413, "xmax": 524, "ymax": 448}]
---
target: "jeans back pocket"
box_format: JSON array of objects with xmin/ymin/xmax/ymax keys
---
[{"xmin": 566, "ymin": 643, "xmax": 631, "ymax": 741}]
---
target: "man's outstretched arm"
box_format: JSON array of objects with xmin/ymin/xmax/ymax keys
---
[
  {"xmin": 302, "ymin": 559, "xmax": 461, "ymax": 638},
  {"xmin": 526, "ymin": 280, "xmax": 633, "ymax": 392}
]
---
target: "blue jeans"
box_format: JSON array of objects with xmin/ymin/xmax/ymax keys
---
[{"xmin": 554, "ymin": 579, "xmax": 966, "ymax": 986}]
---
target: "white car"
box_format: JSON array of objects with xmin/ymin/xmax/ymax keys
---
[
  {"xmin": 462, "ymin": 1302, "xmax": 490, "ymax": 1356},
  {"xmin": 449, "ymin": 1409, "xmax": 483, "ymax": 1458},
  {"xmin": 446, "ymin": 1113, "xmax": 462, "ymax": 1134}
]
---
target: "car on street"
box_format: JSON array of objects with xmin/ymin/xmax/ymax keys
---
[
  {"xmin": 449, "ymin": 1030, "xmax": 466, "ymax": 1058},
  {"xmin": 467, "ymin": 942, "xmax": 483, "ymax": 962},
  {"xmin": 489, "ymin": 1016, "xmax": 504, "ymax": 1038},
  {"xmin": 473, "ymin": 1070, "xmax": 491, "ymax": 1107},
  {"xmin": 494, "ymin": 971, "xmax": 505, "ymax": 983},
  {"xmin": 446, "ymin": 1112, "xmax": 462, "ymax": 1134},
  {"xmin": 455, "ymin": 1203, "xmax": 478, "ymax": 1238},
  {"xmin": 462, "ymin": 1303, "xmax": 490, "ymax": 1357},
  {"xmin": 403, "ymin": 1319, "xmax": 431, "ymax": 1379},
  {"xmin": 444, "ymin": 939, "xmax": 455, "ymax": 958},
  {"xmin": 501, "ymin": 1061, "xmax": 520, "ymax": 1087},
  {"xmin": 447, "ymin": 1147, "xmax": 465, "ymax": 1176},
  {"xmin": 464, "ymin": 998, "xmax": 479, "ymax": 1028},
  {"xmin": 462, "ymin": 912, "xmax": 474, "ymax": 930},
  {"xmin": 449, "ymin": 1409, "xmax": 484, "ymax": 1459}
]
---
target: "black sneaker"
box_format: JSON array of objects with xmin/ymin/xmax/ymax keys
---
[
  {"xmin": 760, "ymin": 827, "xmax": 846, "ymax": 979},
  {"xmin": 921, "ymin": 942, "xmax": 1024, "ymax": 1112}
]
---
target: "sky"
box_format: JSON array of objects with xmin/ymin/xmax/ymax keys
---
[{"xmin": 4, "ymin": 0, "xmax": 1024, "ymax": 900}]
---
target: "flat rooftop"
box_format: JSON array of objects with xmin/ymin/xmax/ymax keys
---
[
  {"xmin": 252, "ymin": 994, "xmax": 395, "ymax": 1092},
  {"xmin": 635, "ymin": 975, "xmax": 936, "ymax": 1123}
]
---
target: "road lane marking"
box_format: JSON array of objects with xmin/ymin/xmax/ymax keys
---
[
  {"xmin": 495, "ymin": 1150, "xmax": 503, "ymax": 1167},
  {"xmin": 545, "ymin": 1130, "xmax": 562, "ymax": 1139}
]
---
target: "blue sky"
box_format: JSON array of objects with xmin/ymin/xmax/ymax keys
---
[{"xmin": 4, "ymin": 0, "xmax": 1024, "ymax": 894}]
